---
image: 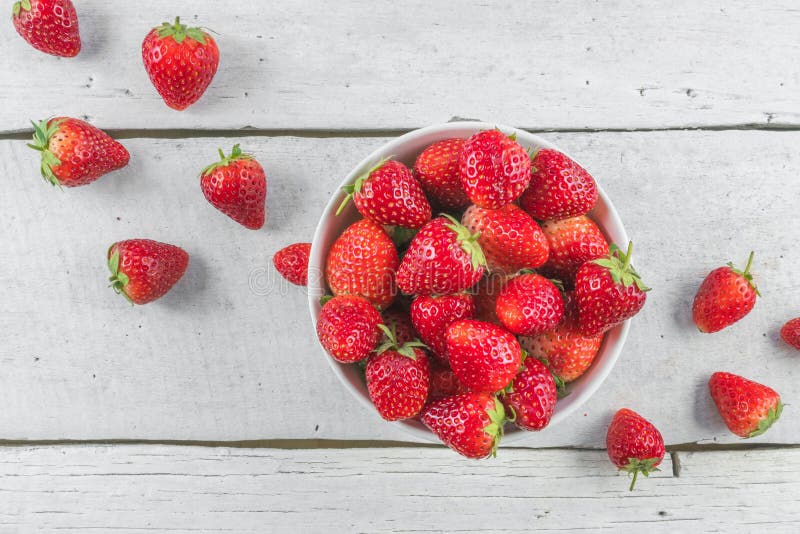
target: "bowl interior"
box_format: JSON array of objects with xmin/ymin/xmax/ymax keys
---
[{"xmin": 308, "ymin": 122, "xmax": 630, "ymax": 445}]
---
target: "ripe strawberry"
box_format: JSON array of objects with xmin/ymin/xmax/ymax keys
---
[
  {"xmin": 501, "ymin": 356, "xmax": 557, "ymax": 431},
  {"xmin": 316, "ymin": 295, "xmax": 383, "ymax": 363},
  {"xmin": 709, "ymin": 372, "xmax": 783, "ymax": 438},
  {"xmin": 365, "ymin": 326, "xmax": 430, "ymax": 421},
  {"xmin": 447, "ymin": 319, "xmax": 522, "ymax": 393},
  {"xmin": 12, "ymin": 0, "xmax": 80, "ymax": 57},
  {"xmin": 429, "ymin": 363, "xmax": 468, "ymax": 401},
  {"xmin": 519, "ymin": 149, "xmax": 598, "ymax": 220},
  {"xmin": 461, "ymin": 204, "xmax": 549, "ymax": 274},
  {"xmin": 326, "ymin": 219, "xmax": 399, "ymax": 310},
  {"xmin": 606, "ymin": 408, "xmax": 665, "ymax": 491},
  {"xmin": 142, "ymin": 17, "xmax": 219, "ymax": 110},
  {"xmin": 539, "ymin": 216, "xmax": 608, "ymax": 284},
  {"xmin": 458, "ymin": 130, "xmax": 531, "ymax": 209},
  {"xmin": 781, "ymin": 318, "xmax": 800, "ymax": 350},
  {"xmin": 410, "ymin": 293, "xmax": 475, "ymax": 364},
  {"xmin": 27, "ymin": 117, "xmax": 129, "ymax": 187},
  {"xmin": 692, "ymin": 252, "xmax": 759, "ymax": 333},
  {"xmin": 273, "ymin": 243, "xmax": 310, "ymax": 286},
  {"xmin": 473, "ymin": 273, "xmax": 510, "ymax": 325},
  {"xmin": 495, "ymin": 273, "xmax": 564, "ymax": 336},
  {"xmin": 200, "ymin": 144, "xmax": 266, "ymax": 230},
  {"xmin": 396, "ymin": 215, "xmax": 486, "ymax": 295},
  {"xmin": 575, "ymin": 242, "xmax": 649, "ymax": 336},
  {"xmin": 413, "ymin": 138, "xmax": 470, "ymax": 210},
  {"xmin": 107, "ymin": 239, "xmax": 189, "ymax": 305},
  {"xmin": 338, "ymin": 159, "xmax": 431, "ymax": 229},
  {"xmin": 421, "ymin": 392, "xmax": 505, "ymax": 459},
  {"xmin": 381, "ymin": 308, "xmax": 417, "ymax": 346}
]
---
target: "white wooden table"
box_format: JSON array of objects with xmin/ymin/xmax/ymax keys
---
[{"xmin": 2, "ymin": 1, "xmax": 799, "ymax": 531}]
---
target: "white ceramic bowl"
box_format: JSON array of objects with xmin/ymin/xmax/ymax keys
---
[{"xmin": 308, "ymin": 121, "xmax": 630, "ymax": 445}]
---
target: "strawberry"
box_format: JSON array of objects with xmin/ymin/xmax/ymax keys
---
[
  {"xmin": 574, "ymin": 242, "xmax": 649, "ymax": 336},
  {"xmin": 316, "ymin": 295, "xmax": 383, "ymax": 363},
  {"xmin": 421, "ymin": 392, "xmax": 505, "ymax": 459},
  {"xmin": 12, "ymin": 0, "xmax": 80, "ymax": 57},
  {"xmin": 200, "ymin": 144, "xmax": 266, "ymax": 230},
  {"xmin": 142, "ymin": 17, "xmax": 219, "ymax": 110},
  {"xmin": 709, "ymin": 372, "xmax": 783, "ymax": 438},
  {"xmin": 326, "ymin": 219, "xmax": 399, "ymax": 310},
  {"xmin": 473, "ymin": 273, "xmax": 510, "ymax": 325},
  {"xmin": 495, "ymin": 273, "xmax": 564, "ymax": 336},
  {"xmin": 338, "ymin": 159, "xmax": 431, "ymax": 229},
  {"xmin": 396, "ymin": 215, "xmax": 486, "ymax": 295},
  {"xmin": 519, "ymin": 149, "xmax": 598, "ymax": 220},
  {"xmin": 781, "ymin": 318, "xmax": 800, "ymax": 350},
  {"xmin": 410, "ymin": 293, "xmax": 475, "ymax": 364},
  {"xmin": 365, "ymin": 326, "xmax": 430, "ymax": 421},
  {"xmin": 107, "ymin": 239, "xmax": 189, "ymax": 305},
  {"xmin": 606, "ymin": 408, "xmax": 665, "ymax": 491},
  {"xmin": 458, "ymin": 130, "xmax": 531, "ymax": 209},
  {"xmin": 461, "ymin": 204, "xmax": 549, "ymax": 274},
  {"xmin": 539, "ymin": 216, "xmax": 609, "ymax": 284},
  {"xmin": 27, "ymin": 118, "xmax": 129, "ymax": 187},
  {"xmin": 447, "ymin": 319, "xmax": 522, "ymax": 394},
  {"xmin": 429, "ymin": 363, "xmax": 468, "ymax": 401},
  {"xmin": 501, "ymin": 356, "xmax": 557, "ymax": 431},
  {"xmin": 413, "ymin": 138, "xmax": 470, "ymax": 210},
  {"xmin": 692, "ymin": 252, "xmax": 759, "ymax": 333},
  {"xmin": 273, "ymin": 243, "xmax": 310, "ymax": 286},
  {"xmin": 381, "ymin": 308, "xmax": 417, "ymax": 346}
]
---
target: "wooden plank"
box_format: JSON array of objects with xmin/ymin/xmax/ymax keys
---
[
  {"xmin": 1, "ymin": 0, "xmax": 799, "ymax": 132},
  {"xmin": 1, "ymin": 130, "xmax": 799, "ymax": 445}
]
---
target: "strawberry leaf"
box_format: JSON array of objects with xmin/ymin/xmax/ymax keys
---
[
  {"xmin": 27, "ymin": 118, "xmax": 64, "ymax": 187},
  {"xmin": 620, "ymin": 457, "xmax": 661, "ymax": 491},
  {"xmin": 156, "ymin": 17, "xmax": 207, "ymax": 45},
  {"xmin": 201, "ymin": 144, "xmax": 254, "ymax": 176},
  {"xmin": 442, "ymin": 213, "xmax": 487, "ymax": 272},
  {"xmin": 591, "ymin": 241, "xmax": 651, "ymax": 292},
  {"xmin": 748, "ymin": 400, "xmax": 783, "ymax": 438},
  {"xmin": 483, "ymin": 397, "xmax": 506, "ymax": 457}
]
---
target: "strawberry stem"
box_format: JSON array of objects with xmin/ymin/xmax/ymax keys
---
[
  {"xmin": 743, "ymin": 250, "xmax": 755, "ymax": 276},
  {"xmin": 621, "ymin": 241, "xmax": 633, "ymax": 271}
]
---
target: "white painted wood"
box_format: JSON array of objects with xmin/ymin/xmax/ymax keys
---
[
  {"xmin": 1, "ymin": 0, "xmax": 799, "ymax": 132},
  {"xmin": 1, "ymin": 130, "xmax": 798, "ymax": 446}
]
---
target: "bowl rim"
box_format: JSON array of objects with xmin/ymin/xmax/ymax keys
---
[{"xmin": 307, "ymin": 121, "xmax": 630, "ymax": 445}]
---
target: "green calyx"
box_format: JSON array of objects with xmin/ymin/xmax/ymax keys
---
[
  {"xmin": 748, "ymin": 400, "xmax": 783, "ymax": 438},
  {"xmin": 26, "ymin": 118, "xmax": 64, "ymax": 187},
  {"xmin": 592, "ymin": 241, "xmax": 650, "ymax": 292},
  {"xmin": 319, "ymin": 295, "xmax": 333, "ymax": 307},
  {"xmin": 375, "ymin": 324, "xmax": 427, "ymax": 359},
  {"xmin": 621, "ymin": 457, "xmax": 661, "ymax": 491},
  {"xmin": 12, "ymin": 0, "xmax": 31, "ymax": 16},
  {"xmin": 483, "ymin": 396, "xmax": 506, "ymax": 458},
  {"xmin": 201, "ymin": 144, "xmax": 254, "ymax": 176},
  {"xmin": 441, "ymin": 213, "xmax": 487, "ymax": 272},
  {"xmin": 156, "ymin": 17, "xmax": 207, "ymax": 44},
  {"xmin": 107, "ymin": 247, "xmax": 133, "ymax": 305},
  {"xmin": 535, "ymin": 355, "xmax": 568, "ymax": 397},
  {"xmin": 728, "ymin": 251, "xmax": 761, "ymax": 298},
  {"xmin": 336, "ymin": 157, "xmax": 390, "ymax": 216}
]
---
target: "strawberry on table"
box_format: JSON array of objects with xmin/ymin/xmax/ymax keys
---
[
  {"xmin": 107, "ymin": 239, "xmax": 189, "ymax": 305},
  {"xmin": 692, "ymin": 251, "xmax": 759, "ymax": 333},
  {"xmin": 316, "ymin": 295, "xmax": 383, "ymax": 363},
  {"xmin": 142, "ymin": 17, "xmax": 219, "ymax": 110},
  {"xmin": 273, "ymin": 243, "xmax": 311, "ymax": 286},
  {"xmin": 501, "ymin": 356, "xmax": 557, "ymax": 431},
  {"xmin": 421, "ymin": 392, "xmax": 505, "ymax": 459},
  {"xmin": 201, "ymin": 144, "xmax": 267, "ymax": 230},
  {"xmin": 458, "ymin": 130, "xmax": 531, "ymax": 209},
  {"xmin": 606, "ymin": 408, "xmax": 665, "ymax": 491},
  {"xmin": 410, "ymin": 293, "xmax": 475, "ymax": 365},
  {"xmin": 495, "ymin": 273, "xmax": 564, "ymax": 336},
  {"xmin": 519, "ymin": 149, "xmax": 598, "ymax": 220},
  {"xmin": 413, "ymin": 138, "xmax": 470, "ymax": 210},
  {"xmin": 428, "ymin": 363, "xmax": 468, "ymax": 401},
  {"xmin": 13, "ymin": 0, "xmax": 80, "ymax": 57},
  {"xmin": 781, "ymin": 318, "xmax": 800, "ymax": 350},
  {"xmin": 539, "ymin": 215, "xmax": 609, "ymax": 283},
  {"xmin": 447, "ymin": 319, "xmax": 522, "ymax": 394},
  {"xmin": 709, "ymin": 372, "xmax": 783, "ymax": 438},
  {"xmin": 27, "ymin": 117, "xmax": 129, "ymax": 187}
]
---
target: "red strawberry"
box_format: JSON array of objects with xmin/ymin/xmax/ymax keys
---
[
  {"xmin": 709, "ymin": 372, "xmax": 783, "ymax": 438},
  {"xmin": 519, "ymin": 292, "xmax": 602, "ymax": 382},
  {"xmin": 366, "ymin": 326, "xmax": 430, "ymax": 421},
  {"xmin": 575, "ymin": 242, "xmax": 649, "ymax": 336},
  {"xmin": 200, "ymin": 144, "xmax": 266, "ymax": 230},
  {"xmin": 142, "ymin": 17, "xmax": 219, "ymax": 110},
  {"xmin": 410, "ymin": 293, "xmax": 475, "ymax": 364},
  {"xmin": 413, "ymin": 138, "xmax": 470, "ymax": 210},
  {"xmin": 421, "ymin": 392, "xmax": 505, "ymax": 459},
  {"xmin": 458, "ymin": 130, "xmax": 531, "ymax": 209},
  {"xmin": 473, "ymin": 273, "xmax": 510, "ymax": 325},
  {"xmin": 429, "ymin": 363, "xmax": 468, "ymax": 400},
  {"xmin": 13, "ymin": 0, "xmax": 80, "ymax": 57},
  {"xmin": 396, "ymin": 215, "xmax": 486, "ymax": 295},
  {"xmin": 781, "ymin": 318, "xmax": 800, "ymax": 350},
  {"xmin": 461, "ymin": 204, "xmax": 549, "ymax": 274},
  {"xmin": 316, "ymin": 295, "xmax": 383, "ymax": 363},
  {"xmin": 495, "ymin": 273, "xmax": 564, "ymax": 336},
  {"xmin": 27, "ymin": 117, "xmax": 129, "ymax": 187},
  {"xmin": 501, "ymin": 356, "xmax": 557, "ymax": 431},
  {"xmin": 606, "ymin": 408, "xmax": 665, "ymax": 491},
  {"xmin": 381, "ymin": 308, "xmax": 417, "ymax": 346},
  {"xmin": 338, "ymin": 159, "xmax": 431, "ymax": 229},
  {"xmin": 107, "ymin": 239, "xmax": 189, "ymax": 305},
  {"xmin": 447, "ymin": 319, "xmax": 522, "ymax": 393},
  {"xmin": 539, "ymin": 216, "xmax": 609, "ymax": 283},
  {"xmin": 692, "ymin": 252, "xmax": 759, "ymax": 333},
  {"xmin": 519, "ymin": 149, "xmax": 598, "ymax": 220},
  {"xmin": 326, "ymin": 219, "xmax": 399, "ymax": 310},
  {"xmin": 273, "ymin": 243, "xmax": 310, "ymax": 286}
]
